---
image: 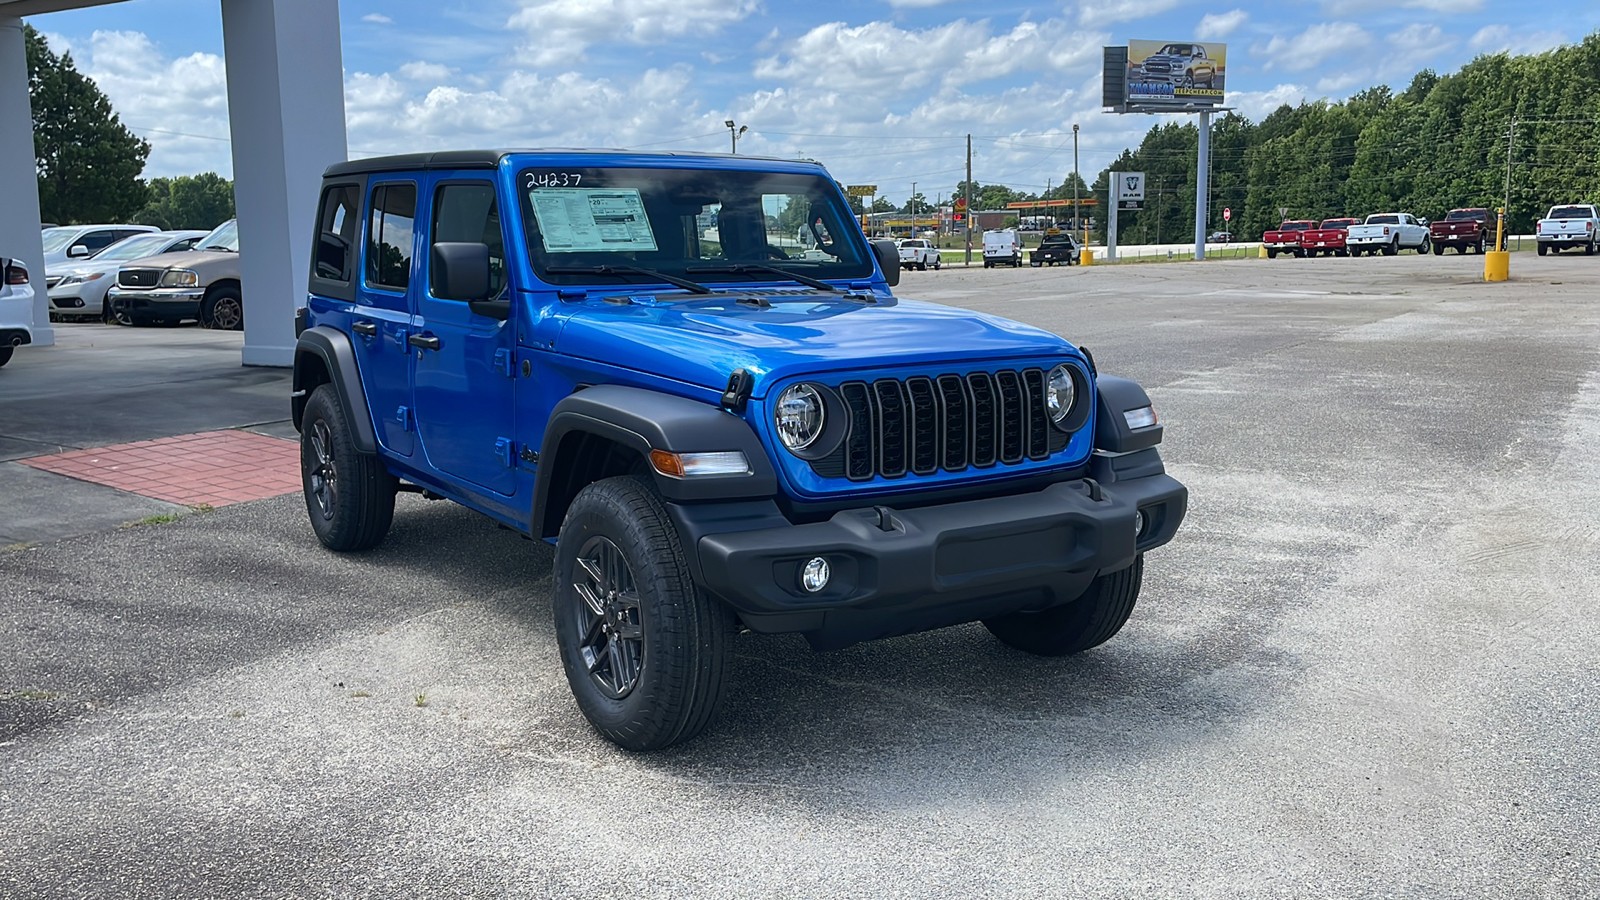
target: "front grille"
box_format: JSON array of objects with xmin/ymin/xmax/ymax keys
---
[
  {"xmin": 813, "ymin": 368, "xmax": 1072, "ymax": 482},
  {"xmin": 118, "ymin": 268, "xmax": 161, "ymax": 288}
]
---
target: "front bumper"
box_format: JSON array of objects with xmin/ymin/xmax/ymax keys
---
[
  {"xmin": 107, "ymin": 285, "xmax": 206, "ymax": 319},
  {"xmin": 684, "ymin": 470, "xmax": 1187, "ymax": 649}
]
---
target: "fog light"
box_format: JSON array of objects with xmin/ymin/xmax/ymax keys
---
[
  {"xmin": 800, "ymin": 557, "xmax": 830, "ymax": 593},
  {"xmin": 1134, "ymin": 510, "xmax": 1147, "ymax": 538}
]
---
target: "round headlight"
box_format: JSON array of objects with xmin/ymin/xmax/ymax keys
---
[
  {"xmin": 1047, "ymin": 364, "xmax": 1076, "ymax": 425},
  {"xmin": 775, "ymin": 383, "xmax": 825, "ymax": 451}
]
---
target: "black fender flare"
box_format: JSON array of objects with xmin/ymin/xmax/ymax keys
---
[
  {"xmin": 1093, "ymin": 375, "xmax": 1164, "ymax": 454},
  {"xmin": 292, "ymin": 326, "xmax": 377, "ymax": 454},
  {"xmin": 533, "ymin": 385, "xmax": 779, "ymax": 530}
]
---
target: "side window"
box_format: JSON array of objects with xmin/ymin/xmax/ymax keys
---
[
  {"xmin": 81, "ymin": 230, "xmax": 119, "ymax": 252},
  {"xmin": 172, "ymin": 238, "xmax": 199, "ymax": 252},
  {"xmin": 430, "ymin": 182, "xmax": 506, "ymax": 295},
  {"xmin": 315, "ymin": 184, "xmax": 361, "ymax": 281},
  {"xmin": 366, "ymin": 183, "xmax": 417, "ymax": 291}
]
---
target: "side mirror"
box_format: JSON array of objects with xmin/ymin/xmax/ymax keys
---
[
  {"xmin": 431, "ymin": 242, "xmax": 508, "ymax": 320},
  {"xmin": 68, "ymin": 244, "xmax": 90, "ymax": 258},
  {"xmin": 871, "ymin": 239, "xmax": 900, "ymax": 287}
]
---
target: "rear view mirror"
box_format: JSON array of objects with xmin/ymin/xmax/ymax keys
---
[
  {"xmin": 871, "ymin": 239, "xmax": 900, "ymax": 287},
  {"xmin": 68, "ymin": 244, "xmax": 90, "ymax": 258}
]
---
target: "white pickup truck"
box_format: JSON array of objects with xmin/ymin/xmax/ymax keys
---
[
  {"xmin": 1535, "ymin": 204, "xmax": 1599, "ymax": 255},
  {"xmin": 1345, "ymin": 213, "xmax": 1430, "ymax": 256},
  {"xmin": 896, "ymin": 238, "xmax": 941, "ymax": 270}
]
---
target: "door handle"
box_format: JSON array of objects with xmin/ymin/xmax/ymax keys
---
[
  {"xmin": 352, "ymin": 321, "xmax": 377, "ymax": 336},
  {"xmin": 407, "ymin": 334, "xmax": 441, "ymax": 351}
]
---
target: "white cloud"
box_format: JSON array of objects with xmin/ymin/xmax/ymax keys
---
[
  {"xmin": 1468, "ymin": 25, "xmax": 1568, "ymax": 57},
  {"xmin": 1258, "ymin": 23, "xmax": 1371, "ymax": 73},
  {"xmin": 361, "ymin": 13, "xmax": 393, "ymax": 24},
  {"xmin": 1196, "ymin": 10, "xmax": 1247, "ymax": 40},
  {"xmin": 77, "ymin": 31, "xmax": 232, "ymax": 177},
  {"xmin": 885, "ymin": 0, "xmax": 960, "ymax": 6},
  {"xmin": 506, "ymin": 0, "xmax": 760, "ymax": 66},
  {"xmin": 1078, "ymin": 0, "xmax": 1186, "ymax": 29},
  {"xmin": 1226, "ymin": 83, "xmax": 1310, "ymax": 121},
  {"xmin": 397, "ymin": 61, "xmax": 456, "ymax": 82},
  {"xmin": 1388, "ymin": 23, "xmax": 1450, "ymax": 55},
  {"xmin": 755, "ymin": 18, "xmax": 1104, "ymax": 95}
]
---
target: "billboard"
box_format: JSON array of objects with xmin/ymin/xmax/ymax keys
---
[{"xmin": 1125, "ymin": 40, "xmax": 1226, "ymax": 107}]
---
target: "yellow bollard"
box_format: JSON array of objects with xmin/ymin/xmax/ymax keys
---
[
  {"xmin": 1484, "ymin": 251, "xmax": 1509, "ymax": 282},
  {"xmin": 1258, "ymin": 244, "xmax": 1268, "ymax": 259},
  {"xmin": 1081, "ymin": 248, "xmax": 1094, "ymax": 266}
]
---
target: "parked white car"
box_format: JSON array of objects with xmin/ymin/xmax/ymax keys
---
[
  {"xmin": 38, "ymin": 224, "xmax": 159, "ymax": 265},
  {"xmin": 0, "ymin": 256, "xmax": 35, "ymax": 368},
  {"xmin": 47, "ymin": 230, "xmax": 209, "ymax": 323},
  {"xmin": 1345, "ymin": 213, "xmax": 1430, "ymax": 256},
  {"xmin": 982, "ymin": 230, "xmax": 1023, "ymax": 268},
  {"xmin": 897, "ymin": 238, "xmax": 941, "ymax": 270},
  {"xmin": 1535, "ymin": 204, "xmax": 1600, "ymax": 256}
]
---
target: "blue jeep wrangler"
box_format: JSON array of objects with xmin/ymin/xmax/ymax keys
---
[{"xmin": 292, "ymin": 150, "xmax": 1187, "ymax": 750}]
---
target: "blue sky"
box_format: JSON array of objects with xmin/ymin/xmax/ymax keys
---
[{"xmin": 32, "ymin": 0, "xmax": 1600, "ymax": 205}]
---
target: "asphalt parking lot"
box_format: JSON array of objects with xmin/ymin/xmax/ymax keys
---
[{"xmin": 3, "ymin": 253, "xmax": 1598, "ymax": 897}]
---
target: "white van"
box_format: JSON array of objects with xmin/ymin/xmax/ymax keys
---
[{"xmin": 982, "ymin": 230, "xmax": 1022, "ymax": 268}]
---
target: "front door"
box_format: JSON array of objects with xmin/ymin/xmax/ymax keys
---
[{"xmin": 411, "ymin": 176, "xmax": 518, "ymax": 496}]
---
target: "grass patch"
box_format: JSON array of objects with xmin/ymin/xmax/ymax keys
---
[
  {"xmin": 122, "ymin": 504, "xmax": 216, "ymax": 529},
  {"xmin": 350, "ymin": 690, "xmax": 372, "ymax": 699},
  {"xmin": 1, "ymin": 689, "xmax": 60, "ymax": 702},
  {"xmin": 415, "ymin": 693, "xmax": 428, "ymax": 708},
  {"xmin": 3, "ymin": 542, "xmax": 37, "ymax": 553}
]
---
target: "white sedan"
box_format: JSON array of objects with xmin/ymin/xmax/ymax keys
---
[
  {"xmin": 1, "ymin": 256, "xmax": 35, "ymax": 368},
  {"xmin": 47, "ymin": 230, "xmax": 208, "ymax": 323}
]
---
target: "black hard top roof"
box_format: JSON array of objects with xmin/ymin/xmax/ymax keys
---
[{"xmin": 323, "ymin": 149, "xmax": 806, "ymax": 178}]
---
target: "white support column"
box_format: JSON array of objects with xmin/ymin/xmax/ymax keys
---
[
  {"xmin": 221, "ymin": 0, "xmax": 346, "ymax": 366},
  {"xmin": 0, "ymin": 16, "xmax": 52, "ymax": 347}
]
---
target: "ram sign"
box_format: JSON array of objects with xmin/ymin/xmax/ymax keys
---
[{"xmin": 1125, "ymin": 40, "xmax": 1226, "ymax": 108}]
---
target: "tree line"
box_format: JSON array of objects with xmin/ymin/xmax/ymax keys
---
[
  {"xmin": 26, "ymin": 26, "xmax": 234, "ymax": 231},
  {"xmin": 1076, "ymin": 32, "xmax": 1600, "ymax": 243}
]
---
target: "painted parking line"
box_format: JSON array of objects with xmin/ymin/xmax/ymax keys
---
[{"xmin": 17, "ymin": 430, "xmax": 300, "ymax": 508}]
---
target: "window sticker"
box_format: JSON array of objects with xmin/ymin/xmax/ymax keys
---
[{"xmin": 528, "ymin": 188, "xmax": 658, "ymax": 253}]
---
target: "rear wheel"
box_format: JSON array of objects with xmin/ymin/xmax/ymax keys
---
[
  {"xmin": 1383, "ymin": 239, "xmax": 1398, "ymax": 256},
  {"xmin": 1267, "ymin": 248, "xmax": 1278, "ymax": 259},
  {"xmin": 0, "ymin": 346, "xmax": 13, "ymax": 368},
  {"xmin": 300, "ymin": 384, "xmax": 396, "ymax": 551},
  {"xmin": 1433, "ymin": 243, "xmax": 1445, "ymax": 255},
  {"xmin": 1538, "ymin": 243, "xmax": 1548, "ymax": 256},
  {"xmin": 554, "ymin": 475, "xmax": 733, "ymax": 751},
  {"xmin": 984, "ymin": 557, "xmax": 1143, "ymax": 656}
]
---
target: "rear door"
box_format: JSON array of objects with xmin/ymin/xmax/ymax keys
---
[
  {"xmin": 351, "ymin": 179, "xmax": 419, "ymax": 457},
  {"xmin": 411, "ymin": 175, "xmax": 518, "ymax": 496}
]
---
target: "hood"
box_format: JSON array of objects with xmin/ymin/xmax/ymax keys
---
[
  {"xmin": 122, "ymin": 248, "xmax": 238, "ymax": 270},
  {"xmin": 552, "ymin": 292, "xmax": 1077, "ymax": 397}
]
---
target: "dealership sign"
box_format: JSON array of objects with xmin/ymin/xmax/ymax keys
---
[{"xmin": 1120, "ymin": 40, "xmax": 1226, "ymax": 110}]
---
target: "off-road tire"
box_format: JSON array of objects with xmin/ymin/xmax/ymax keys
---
[
  {"xmin": 0, "ymin": 346, "xmax": 12, "ymax": 368},
  {"xmin": 300, "ymin": 384, "xmax": 396, "ymax": 551},
  {"xmin": 201, "ymin": 286, "xmax": 244, "ymax": 331},
  {"xmin": 554, "ymin": 475, "xmax": 733, "ymax": 751},
  {"xmin": 984, "ymin": 556, "xmax": 1143, "ymax": 656}
]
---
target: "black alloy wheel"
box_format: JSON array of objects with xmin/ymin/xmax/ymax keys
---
[
  {"xmin": 570, "ymin": 535, "xmax": 646, "ymax": 699},
  {"xmin": 299, "ymin": 384, "xmax": 396, "ymax": 551}
]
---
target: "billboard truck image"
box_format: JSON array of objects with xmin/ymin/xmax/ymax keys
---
[{"xmin": 1127, "ymin": 40, "xmax": 1226, "ymax": 105}]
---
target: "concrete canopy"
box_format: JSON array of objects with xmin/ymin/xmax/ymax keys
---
[{"xmin": 1, "ymin": 0, "xmax": 347, "ymax": 366}]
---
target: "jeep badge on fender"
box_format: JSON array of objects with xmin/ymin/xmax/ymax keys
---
[{"xmin": 292, "ymin": 150, "xmax": 1188, "ymax": 751}]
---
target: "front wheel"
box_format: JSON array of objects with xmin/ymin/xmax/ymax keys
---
[
  {"xmin": 300, "ymin": 384, "xmax": 396, "ymax": 551},
  {"xmin": 984, "ymin": 557, "xmax": 1143, "ymax": 656},
  {"xmin": 201, "ymin": 286, "xmax": 244, "ymax": 331},
  {"xmin": 554, "ymin": 475, "xmax": 733, "ymax": 751}
]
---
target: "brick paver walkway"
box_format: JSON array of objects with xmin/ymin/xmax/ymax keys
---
[{"xmin": 18, "ymin": 430, "xmax": 301, "ymax": 508}]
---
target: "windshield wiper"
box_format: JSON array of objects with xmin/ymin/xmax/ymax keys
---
[
  {"xmin": 200, "ymin": 246, "xmax": 236, "ymax": 253},
  {"xmin": 685, "ymin": 263, "xmax": 839, "ymax": 292},
  {"xmin": 545, "ymin": 264, "xmax": 712, "ymax": 295}
]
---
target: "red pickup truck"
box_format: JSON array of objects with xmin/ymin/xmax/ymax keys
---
[
  {"xmin": 1262, "ymin": 220, "xmax": 1317, "ymax": 258},
  {"xmin": 1299, "ymin": 218, "xmax": 1361, "ymax": 257},
  {"xmin": 1430, "ymin": 208, "xmax": 1490, "ymax": 254}
]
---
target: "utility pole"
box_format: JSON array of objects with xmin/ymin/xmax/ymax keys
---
[
  {"xmin": 1155, "ymin": 173, "xmax": 1163, "ymax": 246},
  {"xmin": 965, "ymin": 134, "xmax": 973, "ymax": 265},
  {"xmin": 911, "ymin": 181, "xmax": 917, "ymax": 235},
  {"xmin": 724, "ymin": 119, "xmax": 747, "ymax": 153}
]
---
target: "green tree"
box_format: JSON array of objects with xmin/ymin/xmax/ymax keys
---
[
  {"xmin": 135, "ymin": 173, "xmax": 236, "ymax": 231},
  {"xmin": 870, "ymin": 197, "xmax": 896, "ymax": 213},
  {"xmin": 26, "ymin": 25, "xmax": 150, "ymax": 224}
]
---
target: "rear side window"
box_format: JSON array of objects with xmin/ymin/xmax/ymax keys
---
[
  {"xmin": 366, "ymin": 183, "xmax": 417, "ymax": 291},
  {"xmin": 431, "ymin": 182, "xmax": 506, "ymax": 296},
  {"xmin": 315, "ymin": 184, "xmax": 361, "ymax": 281},
  {"xmin": 80, "ymin": 230, "xmax": 120, "ymax": 253}
]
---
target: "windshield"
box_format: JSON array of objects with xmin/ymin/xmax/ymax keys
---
[
  {"xmin": 518, "ymin": 167, "xmax": 872, "ymax": 288},
  {"xmin": 198, "ymin": 220, "xmax": 239, "ymax": 251},
  {"xmin": 1041, "ymin": 235, "xmax": 1074, "ymax": 247},
  {"xmin": 95, "ymin": 233, "xmax": 177, "ymax": 262},
  {"xmin": 40, "ymin": 228, "xmax": 78, "ymax": 253},
  {"xmin": 1159, "ymin": 44, "xmax": 1196, "ymax": 55},
  {"xmin": 1549, "ymin": 206, "xmax": 1593, "ymax": 220},
  {"xmin": 1446, "ymin": 210, "xmax": 1486, "ymax": 221},
  {"xmin": 1366, "ymin": 215, "xmax": 1399, "ymax": 225}
]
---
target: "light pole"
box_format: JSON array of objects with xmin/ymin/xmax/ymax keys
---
[
  {"xmin": 724, "ymin": 119, "xmax": 747, "ymax": 154},
  {"xmin": 1072, "ymin": 124, "xmax": 1082, "ymax": 247},
  {"xmin": 910, "ymin": 181, "xmax": 917, "ymax": 235}
]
